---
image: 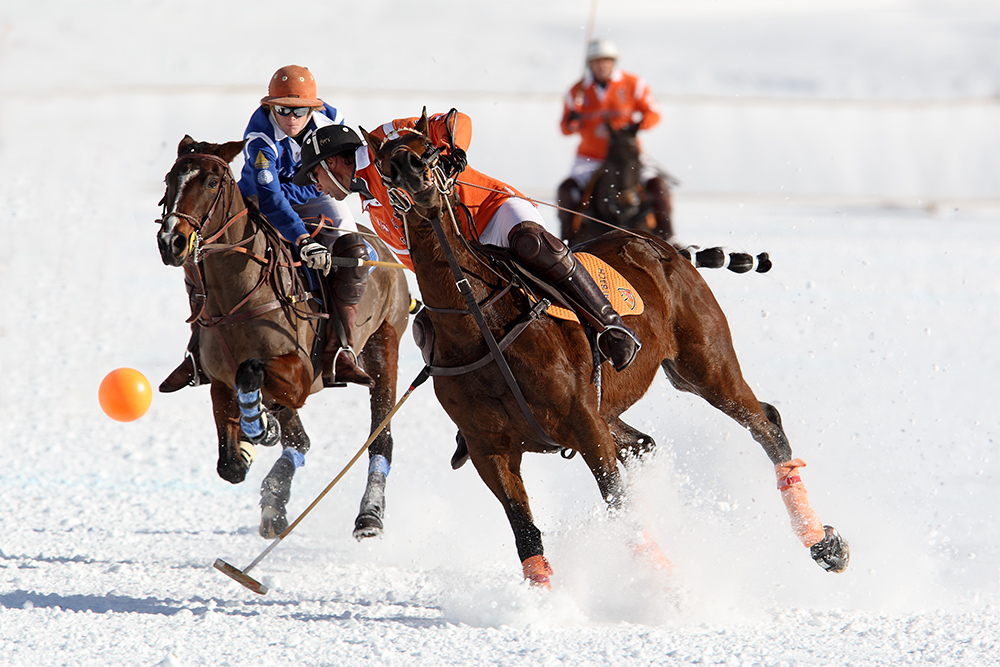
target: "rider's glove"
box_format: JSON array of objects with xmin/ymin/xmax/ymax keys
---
[
  {"xmin": 439, "ymin": 148, "xmax": 467, "ymax": 179},
  {"xmin": 298, "ymin": 236, "xmax": 332, "ymax": 276}
]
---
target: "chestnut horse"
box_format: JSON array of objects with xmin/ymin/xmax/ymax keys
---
[
  {"xmin": 363, "ymin": 113, "xmax": 848, "ymax": 587},
  {"xmin": 156, "ymin": 136, "xmax": 410, "ymax": 541}
]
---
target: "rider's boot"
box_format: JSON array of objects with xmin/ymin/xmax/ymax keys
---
[
  {"xmin": 644, "ymin": 175, "xmax": 673, "ymax": 241},
  {"xmin": 508, "ymin": 222, "xmax": 640, "ymax": 371},
  {"xmin": 159, "ymin": 326, "xmax": 208, "ymax": 392},
  {"xmin": 160, "ymin": 271, "xmax": 209, "ymax": 393},
  {"xmin": 322, "ymin": 233, "xmax": 373, "ymax": 388},
  {"xmin": 556, "ymin": 177, "xmax": 581, "ymax": 242}
]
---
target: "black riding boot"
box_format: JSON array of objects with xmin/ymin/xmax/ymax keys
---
[
  {"xmin": 160, "ymin": 271, "xmax": 209, "ymax": 393},
  {"xmin": 508, "ymin": 222, "xmax": 640, "ymax": 371},
  {"xmin": 322, "ymin": 233, "xmax": 373, "ymax": 388},
  {"xmin": 644, "ymin": 175, "xmax": 673, "ymax": 240}
]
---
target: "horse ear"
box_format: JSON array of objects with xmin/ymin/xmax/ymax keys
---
[
  {"xmin": 416, "ymin": 107, "xmax": 429, "ymax": 135},
  {"xmin": 219, "ymin": 140, "xmax": 246, "ymax": 164},
  {"xmin": 178, "ymin": 135, "xmax": 196, "ymax": 155},
  {"xmin": 359, "ymin": 126, "xmax": 381, "ymax": 153}
]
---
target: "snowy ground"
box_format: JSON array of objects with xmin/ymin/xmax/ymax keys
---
[{"xmin": 1, "ymin": 1, "xmax": 998, "ymax": 666}]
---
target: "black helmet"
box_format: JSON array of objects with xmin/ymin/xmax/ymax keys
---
[{"xmin": 293, "ymin": 124, "xmax": 363, "ymax": 186}]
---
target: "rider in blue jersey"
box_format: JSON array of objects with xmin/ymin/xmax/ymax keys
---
[{"xmin": 160, "ymin": 65, "xmax": 373, "ymax": 392}]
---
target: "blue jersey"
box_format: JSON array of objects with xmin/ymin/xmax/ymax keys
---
[{"xmin": 238, "ymin": 103, "xmax": 345, "ymax": 242}]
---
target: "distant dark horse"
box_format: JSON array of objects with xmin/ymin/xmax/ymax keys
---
[
  {"xmin": 562, "ymin": 122, "xmax": 672, "ymax": 247},
  {"xmin": 364, "ymin": 111, "xmax": 848, "ymax": 587},
  {"xmin": 156, "ymin": 136, "xmax": 410, "ymax": 540}
]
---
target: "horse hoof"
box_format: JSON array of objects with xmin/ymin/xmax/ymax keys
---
[
  {"xmin": 260, "ymin": 505, "xmax": 288, "ymax": 539},
  {"xmin": 353, "ymin": 513, "xmax": 384, "ymax": 541},
  {"xmin": 811, "ymin": 525, "xmax": 850, "ymax": 573}
]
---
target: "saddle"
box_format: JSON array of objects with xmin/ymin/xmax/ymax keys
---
[{"xmin": 411, "ymin": 242, "xmax": 643, "ymax": 366}]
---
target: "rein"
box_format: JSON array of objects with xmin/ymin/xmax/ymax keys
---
[{"xmin": 385, "ymin": 148, "xmax": 560, "ymax": 448}]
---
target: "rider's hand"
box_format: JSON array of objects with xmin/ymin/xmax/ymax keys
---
[
  {"xmin": 298, "ymin": 236, "xmax": 332, "ymax": 275},
  {"xmin": 440, "ymin": 148, "xmax": 467, "ymax": 179},
  {"xmin": 566, "ymin": 110, "xmax": 582, "ymax": 130}
]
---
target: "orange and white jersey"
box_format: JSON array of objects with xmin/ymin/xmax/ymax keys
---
[
  {"xmin": 355, "ymin": 111, "xmax": 529, "ymax": 270},
  {"xmin": 560, "ymin": 68, "xmax": 661, "ymax": 161}
]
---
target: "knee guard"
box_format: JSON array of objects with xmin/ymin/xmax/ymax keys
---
[
  {"xmin": 330, "ymin": 233, "xmax": 369, "ymax": 304},
  {"xmin": 508, "ymin": 223, "xmax": 575, "ymax": 283}
]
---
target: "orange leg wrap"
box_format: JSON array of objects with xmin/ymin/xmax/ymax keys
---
[
  {"xmin": 630, "ymin": 531, "xmax": 673, "ymax": 574},
  {"xmin": 521, "ymin": 555, "xmax": 554, "ymax": 589},
  {"xmin": 775, "ymin": 458, "xmax": 826, "ymax": 547}
]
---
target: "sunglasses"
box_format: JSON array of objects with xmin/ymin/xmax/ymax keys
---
[{"xmin": 273, "ymin": 105, "xmax": 312, "ymax": 118}]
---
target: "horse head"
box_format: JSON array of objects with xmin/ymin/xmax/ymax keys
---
[
  {"xmin": 156, "ymin": 135, "xmax": 245, "ymax": 266},
  {"xmin": 605, "ymin": 120, "xmax": 641, "ymax": 166},
  {"xmin": 361, "ymin": 108, "xmax": 446, "ymax": 216}
]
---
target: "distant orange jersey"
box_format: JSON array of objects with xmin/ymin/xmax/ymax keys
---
[
  {"xmin": 355, "ymin": 111, "xmax": 528, "ymax": 270},
  {"xmin": 560, "ymin": 68, "xmax": 661, "ymax": 161}
]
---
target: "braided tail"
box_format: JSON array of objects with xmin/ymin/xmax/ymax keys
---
[{"xmin": 676, "ymin": 245, "xmax": 772, "ymax": 274}]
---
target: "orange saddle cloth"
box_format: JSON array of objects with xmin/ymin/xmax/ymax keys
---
[{"xmin": 544, "ymin": 252, "xmax": 644, "ymax": 322}]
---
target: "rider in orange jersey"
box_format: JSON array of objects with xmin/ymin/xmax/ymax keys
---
[
  {"xmin": 296, "ymin": 111, "xmax": 641, "ymax": 373},
  {"xmin": 558, "ymin": 39, "xmax": 672, "ymax": 239}
]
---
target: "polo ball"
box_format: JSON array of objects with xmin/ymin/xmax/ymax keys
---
[{"xmin": 99, "ymin": 368, "xmax": 152, "ymax": 422}]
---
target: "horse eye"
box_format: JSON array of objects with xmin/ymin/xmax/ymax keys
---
[{"xmin": 206, "ymin": 178, "xmax": 220, "ymax": 189}]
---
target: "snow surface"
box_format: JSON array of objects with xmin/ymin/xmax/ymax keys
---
[{"xmin": 1, "ymin": 1, "xmax": 998, "ymax": 665}]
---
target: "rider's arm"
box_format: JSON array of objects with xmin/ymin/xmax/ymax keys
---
[
  {"xmin": 632, "ymin": 76, "xmax": 661, "ymax": 131},
  {"xmin": 560, "ymin": 84, "xmax": 585, "ymax": 135},
  {"xmin": 240, "ymin": 137, "xmax": 310, "ymax": 243}
]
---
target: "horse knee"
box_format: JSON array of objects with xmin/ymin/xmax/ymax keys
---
[{"xmin": 235, "ymin": 359, "xmax": 265, "ymax": 393}]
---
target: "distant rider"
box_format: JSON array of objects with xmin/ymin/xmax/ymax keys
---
[{"xmin": 557, "ymin": 39, "xmax": 672, "ymax": 239}]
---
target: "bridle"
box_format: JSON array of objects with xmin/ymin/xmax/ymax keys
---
[{"xmin": 157, "ymin": 152, "xmax": 248, "ymax": 263}]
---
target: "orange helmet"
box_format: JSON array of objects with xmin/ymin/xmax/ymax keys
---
[{"xmin": 260, "ymin": 65, "xmax": 322, "ymax": 107}]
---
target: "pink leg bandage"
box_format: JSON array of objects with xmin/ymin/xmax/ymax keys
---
[
  {"xmin": 775, "ymin": 458, "xmax": 826, "ymax": 547},
  {"xmin": 522, "ymin": 555, "xmax": 553, "ymax": 589},
  {"xmin": 630, "ymin": 531, "xmax": 673, "ymax": 574}
]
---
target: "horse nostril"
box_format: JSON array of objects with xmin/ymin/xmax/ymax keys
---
[{"xmin": 172, "ymin": 235, "xmax": 187, "ymax": 254}]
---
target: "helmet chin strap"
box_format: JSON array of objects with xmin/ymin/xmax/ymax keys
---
[{"xmin": 321, "ymin": 160, "xmax": 352, "ymax": 198}]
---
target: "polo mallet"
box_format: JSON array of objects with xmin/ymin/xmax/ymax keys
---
[{"xmin": 214, "ymin": 365, "xmax": 432, "ymax": 594}]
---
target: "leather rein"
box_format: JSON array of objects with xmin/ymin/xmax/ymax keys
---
[{"xmin": 383, "ymin": 139, "xmax": 562, "ymax": 450}]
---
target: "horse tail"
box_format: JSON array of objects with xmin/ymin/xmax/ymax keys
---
[{"xmin": 676, "ymin": 245, "xmax": 772, "ymax": 274}]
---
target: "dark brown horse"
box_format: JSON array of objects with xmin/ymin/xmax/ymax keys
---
[
  {"xmin": 562, "ymin": 122, "xmax": 672, "ymax": 248},
  {"xmin": 156, "ymin": 136, "xmax": 410, "ymax": 541},
  {"xmin": 363, "ymin": 112, "xmax": 848, "ymax": 587}
]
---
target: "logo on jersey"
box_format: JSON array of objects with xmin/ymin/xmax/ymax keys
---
[
  {"xmin": 254, "ymin": 151, "xmax": 270, "ymax": 169},
  {"xmin": 256, "ymin": 170, "xmax": 273, "ymax": 185}
]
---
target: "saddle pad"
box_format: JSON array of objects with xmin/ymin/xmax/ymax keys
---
[{"xmin": 545, "ymin": 252, "xmax": 644, "ymax": 322}]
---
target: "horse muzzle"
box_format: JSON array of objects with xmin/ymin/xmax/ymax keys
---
[{"xmin": 157, "ymin": 222, "xmax": 192, "ymax": 266}]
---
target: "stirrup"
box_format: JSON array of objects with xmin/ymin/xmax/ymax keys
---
[
  {"xmin": 324, "ymin": 346, "xmax": 372, "ymax": 388},
  {"xmin": 596, "ymin": 324, "xmax": 641, "ymax": 372}
]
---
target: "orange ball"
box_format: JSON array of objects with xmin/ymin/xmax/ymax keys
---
[{"xmin": 99, "ymin": 368, "xmax": 152, "ymax": 422}]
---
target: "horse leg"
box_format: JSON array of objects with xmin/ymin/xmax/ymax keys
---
[
  {"xmin": 211, "ymin": 379, "xmax": 260, "ymax": 484},
  {"xmin": 467, "ymin": 442, "xmax": 551, "ymax": 587},
  {"xmin": 242, "ymin": 353, "xmax": 314, "ymax": 538},
  {"xmin": 609, "ymin": 417, "xmax": 656, "ymax": 465},
  {"xmin": 352, "ymin": 321, "xmax": 400, "ymax": 540},
  {"xmin": 259, "ymin": 408, "xmax": 311, "ymax": 539},
  {"xmin": 661, "ymin": 356, "xmax": 849, "ymax": 572}
]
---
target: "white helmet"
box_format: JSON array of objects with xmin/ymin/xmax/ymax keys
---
[{"xmin": 586, "ymin": 39, "xmax": 619, "ymax": 61}]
